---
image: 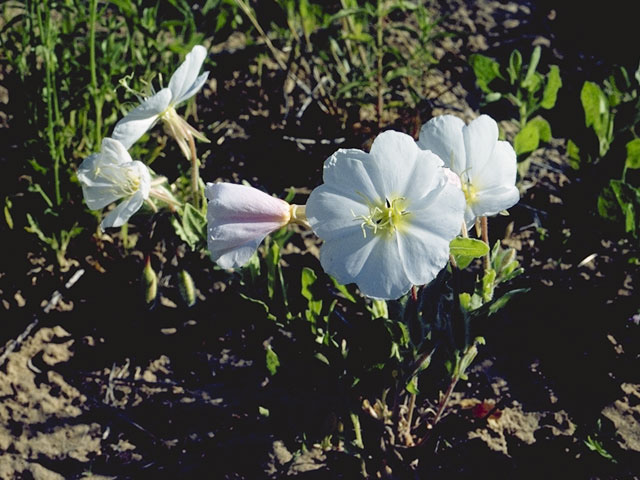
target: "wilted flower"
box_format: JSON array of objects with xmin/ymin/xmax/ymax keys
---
[
  {"xmin": 77, "ymin": 137, "xmax": 151, "ymax": 230},
  {"xmin": 112, "ymin": 45, "xmax": 209, "ymax": 157},
  {"xmin": 306, "ymin": 130, "xmax": 466, "ymax": 300},
  {"xmin": 206, "ymin": 182, "xmax": 307, "ymax": 269},
  {"xmin": 417, "ymin": 114, "xmax": 519, "ymax": 227}
]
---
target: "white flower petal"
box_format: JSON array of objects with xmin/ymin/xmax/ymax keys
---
[
  {"xmin": 321, "ymin": 149, "xmax": 380, "ymax": 202},
  {"xmin": 399, "ymin": 183, "xmax": 466, "ymax": 285},
  {"xmin": 101, "ymin": 189, "xmax": 145, "ymax": 230},
  {"xmin": 112, "ymin": 88, "xmax": 172, "ymax": 149},
  {"xmin": 472, "ymin": 140, "xmax": 517, "ymax": 191},
  {"xmin": 471, "ymin": 185, "xmax": 520, "ymax": 218},
  {"xmin": 369, "ymin": 130, "xmax": 435, "ymax": 199},
  {"xmin": 168, "ymin": 45, "xmax": 207, "ymax": 105},
  {"xmin": 209, "ymin": 220, "xmax": 288, "ymax": 269},
  {"xmin": 306, "ymin": 186, "xmax": 369, "ymax": 241},
  {"xmin": 417, "ymin": 115, "xmax": 467, "ymax": 174},
  {"xmin": 205, "ymin": 182, "xmax": 291, "ymax": 269},
  {"xmin": 100, "ymin": 137, "xmax": 132, "ymax": 165},
  {"xmin": 463, "ymin": 115, "xmax": 499, "ymax": 181},
  {"xmin": 173, "ymin": 71, "xmax": 209, "ymax": 106},
  {"xmin": 320, "ymin": 233, "xmax": 411, "ymax": 300}
]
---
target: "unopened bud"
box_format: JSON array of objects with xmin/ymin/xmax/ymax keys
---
[
  {"xmin": 499, "ymin": 248, "xmax": 517, "ymax": 272},
  {"xmin": 141, "ymin": 256, "xmax": 158, "ymax": 307},
  {"xmin": 178, "ymin": 269, "xmax": 196, "ymax": 307}
]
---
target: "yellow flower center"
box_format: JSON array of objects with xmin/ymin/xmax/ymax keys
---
[
  {"xmin": 461, "ymin": 181, "xmax": 477, "ymax": 205},
  {"xmin": 354, "ymin": 194, "xmax": 410, "ymax": 238}
]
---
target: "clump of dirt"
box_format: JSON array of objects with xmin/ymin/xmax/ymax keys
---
[{"xmin": 0, "ymin": 326, "xmax": 102, "ymax": 479}]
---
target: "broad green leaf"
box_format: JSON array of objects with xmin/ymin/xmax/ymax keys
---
[
  {"xmin": 172, "ymin": 204, "xmax": 207, "ymax": 250},
  {"xmin": 514, "ymin": 121, "xmax": 540, "ymax": 156},
  {"xmin": 450, "ymin": 237, "xmax": 489, "ymax": 269},
  {"xmin": 625, "ymin": 138, "xmax": 640, "ymax": 169},
  {"xmin": 610, "ymin": 179, "xmax": 640, "ymax": 235},
  {"xmin": 528, "ymin": 116, "xmax": 552, "ymax": 142},
  {"xmin": 541, "ymin": 65, "xmax": 562, "ymax": 109},
  {"xmin": 469, "ymin": 53, "xmax": 502, "ymax": 94},
  {"xmin": 594, "ymin": 188, "xmax": 617, "ymax": 220},
  {"xmin": 581, "ymin": 81, "xmax": 607, "ymax": 130}
]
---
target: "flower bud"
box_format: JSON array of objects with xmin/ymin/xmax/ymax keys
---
[
  {"xmin": 141, "ymin": 256, "xmax": 158, "ymax": 307},
  {"xmin": 178, "ymin": 269, "xmax": 196, "ymax": 307}
]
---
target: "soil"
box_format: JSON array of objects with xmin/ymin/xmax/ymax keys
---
[{"xmin": 1, "ymin": 1, "xmax": 639, "ymax": 479}]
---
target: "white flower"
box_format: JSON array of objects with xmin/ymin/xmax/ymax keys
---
[
  {"xmin": 417, "ymin": 114, "xmax": 519, "ymax": 227},
  {"xmin": 206, "ymin": 183, "xmax": 305, "ymax": 269},
  {"xmin": 77, "ymin": 138, "xmax": 151, "ymax": 230},
  {"xmin": 306, "ymin": 130, "xmax": 466, "ymax": 300},
  {"xmin": 112, "ymin": 45, "xmax": 209, "ymax": 157}
]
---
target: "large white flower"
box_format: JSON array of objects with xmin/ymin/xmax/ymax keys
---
[
  {"xmin": 417, "ymin": 114, "xmax": 519, "ymax": 227},
  {"xmin": 112, "ymin": 45, "xmax": 209, "ymax": 156},
  {"xmin": 306, "ymin": 130, "xmax": 466, "ymax": 300},
  {"xmin": 206, "ymin": 183, "xmax": 306, "ymax": 269},
  {"xmin": 77, "ymin": 138, "xmax": 151, "ymax": 230}
]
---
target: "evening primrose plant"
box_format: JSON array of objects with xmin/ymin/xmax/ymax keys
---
[{"xmin": 69, "ymin": 31, "xmax": 525, "ymax": 473}]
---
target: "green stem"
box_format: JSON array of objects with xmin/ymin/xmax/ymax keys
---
[
  {"xmin": 89, "ymin": 0, "xmax": 102, "ymax": 147},
  {"xmin": 376, "ymin": 0, "xmax": 384, "ymax": 130},
  {"xmin": 36, "ymin": 1, "xmax": 61, "ymax": 205},
  {"xmin": 188, "ymin": 132, "xmax": 199, "ymax": 209},
  {"xmin": 480, "ymin": 216, "xmax": 490, "ymax": 271}
]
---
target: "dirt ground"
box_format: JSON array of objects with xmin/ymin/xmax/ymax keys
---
[{"xmin": 1, "ymin": 1, "xmax": 639, "ymax": 479}]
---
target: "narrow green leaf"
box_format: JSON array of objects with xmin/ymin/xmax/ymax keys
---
[
  {"xmin": 330, "ymin": 276, "xmax": 357, "ymax": 303},
  {"xmin": 406, "ymin": 376, "xmax": 419, "ymax": 395},
  {"xmin": 514, "ymin": 121, "xmax": 540, "ymax": 156},
  {"xmin": 541, "ymin": 65, "xmax": 562, "ymax": 109},
  {"xmin": 522, "ymin": 45, "xmax": 541, "ymax": 90},
  {"xmin": 507, "ymin": 49, "xmax": 522, "ymax": 84},
  {"xmin": 301, "ymin": 267, "xmax": 317, "ymax": 302}
]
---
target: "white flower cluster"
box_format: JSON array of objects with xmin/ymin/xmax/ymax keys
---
[
  {"xmin": 78, "ymin": 45, "xmax": 208, "ymax": 230},
  {"xmin": 206, "ymin": 115, "xmax": 519, "ymax": 300}
]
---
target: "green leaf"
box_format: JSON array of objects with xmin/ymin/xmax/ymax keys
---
[
  {"xmin": 528, "ymin": 116, "xmax": 552, "ymax": 142},
  {"xmin": 567, "ymin": 139, "xmax": 581, "ymax": 169},
  {"xmin": 369, "ymin": 299, "xmax": 388, "ymax": 319},
  {"xmin": 469, "ymin": 53, "xmax": 502, "ymax": 94},
  {"xmin": 172, "ymin": 204, "xmax": 207, "ymax": 251},
  {"xmin": 514, "ymin": 121, "xmax": 539, "ymax": 156},
  {"xmin": 330, "ymin": 276, "xmax": 357, "ymax": 303},
  {"xmin": 265, "ymin": 345, "xmax": 280, "ymax": 376},
  {"xmin": 610, "ymin": 180, "xmax": 640, "ymax": 235},
  {"xmin": 488, "ymin": 288, "xmax": 529, "ymax": 315},
  {"xmin": 541, "ymin": 65, "xmax": 562, "ymax": 109},
  {"xmin": 625, "ymin": 138, "xmax": 640, "ymax": 169},
  {"xmin": 581, "ymin": 81, "xmax": 608, "ymax": 132},
  {"xmin": 522, "ymin": 46, "xmax": 541, "ymax": 90},
  {"xmin": 301, "ymin": 267, "xmax": 318, "ymax": 302},
  {"xmin": 450, "ymin": 237, "xmax": 489, "ymax": 269},
  {"xmin": 406, "ymin": 376, "xmax": 419, "ymax": 395},
  {"xmin": 507, "ymin": 49, "xmax": 522, "ymax": 84}
]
